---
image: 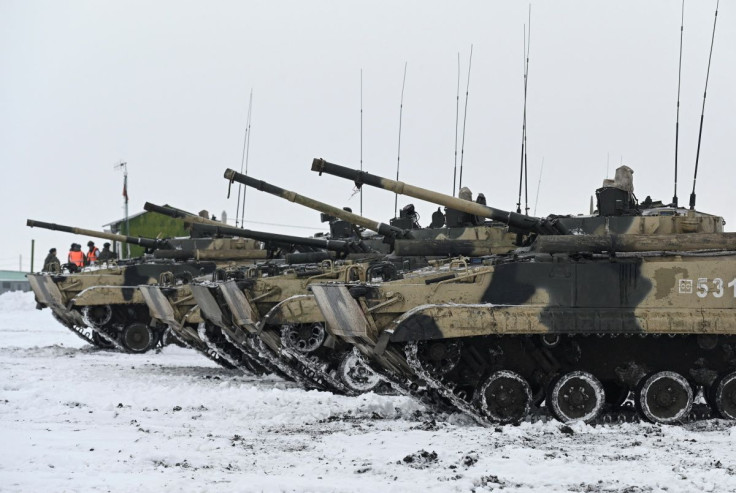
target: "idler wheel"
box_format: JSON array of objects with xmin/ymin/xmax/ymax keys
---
[
  {"xmin": 82, "ymin": 305, "xmax": 113, "ymax": 328},
  {"xmin": 712, "ymin": 371, "xmax": 736, "ymax": 420},
  {"xmin": 548, "ymin": 371, "xmax": 605, "ymax": 423},
  {"xmin": 121, "ymin": 323, "xmax": 155, "ymax": 353},
  {"xmin": 636, "ymin": 371, "xmax": 693, "ymax": 424},
  {"xmin": 410, "ymin": 340, "xmax": 463, "ymax": 376},
  {"xmin": 91, "ymin": 331, "xmax": 116, "ymax": 350},
  {"xmin": 477, "ymin": 370, "xmax": 532, "ymax": 423},
  {"xmin": 281, "ymin": 323, "xmax": 326, "ymax": 354},
  {"xmin": 338, "ymin": 348, "xmax": 382, "ymax": 393}
]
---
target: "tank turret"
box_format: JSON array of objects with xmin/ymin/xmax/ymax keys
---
[
  {"xmin": 224, "ymin": 169, "xmax": 413, "ymax": 241},
  {"xmin": 310, "ymin": 158, "xmax": 569, "ymax": 235},
  {"xmin": 311, "ymin": 159, "xmax": 724, "ymax": 236}
]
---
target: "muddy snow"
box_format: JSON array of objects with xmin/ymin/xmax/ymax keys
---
[{"xmin": 1, "ymin": 291, "xmax": 735, "ymax": 492}]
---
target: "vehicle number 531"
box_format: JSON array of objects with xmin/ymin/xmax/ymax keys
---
[{"xmin": 679, "ymin": 278, "xmax": 736, "ymax": 298}]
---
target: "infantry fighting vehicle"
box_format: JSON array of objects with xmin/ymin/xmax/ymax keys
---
[
  {"xmin": 139, "ymin": 221, "xmax": 397, "ymax": 379},
  {"xmin": 301, "ymin": 160, "xmax": 736, "ymax": 425},
  {"xmin": 144, "ymin": 195, "xmax": 416, "ymax": 393},
  {"xmin": 26, "ymin": 216, "xmax": 266, "ymax": 352},
  {"xmin": 189, "ymin": 168, "xmax": 528, "ymax": 392}
]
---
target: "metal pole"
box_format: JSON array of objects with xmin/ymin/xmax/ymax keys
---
[
  {"xmin": 19, "ymin": 254, "xmax": 22, "ymax": 272},
  {"xmin": 114, "ymin": 161, "xmax": 130, "ymax": 259},
  {"xmin": 30, "ymin": 239, "xmax": 35, "ymax": 273},
  {"xmin": 124, "ymin": 170, "xmax": 130, "ymax": 258}
]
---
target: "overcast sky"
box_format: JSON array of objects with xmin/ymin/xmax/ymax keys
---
[{"xmin": 1, "ymin": 1, "xmax": 734, "ymax": 271}]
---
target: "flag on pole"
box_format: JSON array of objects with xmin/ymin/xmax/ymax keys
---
[{"xmin": 123, "ymin": 182, "xmax": 128, "ymax": 202}]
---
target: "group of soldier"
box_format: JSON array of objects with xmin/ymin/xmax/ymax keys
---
[{"xmin": 42, "ymin": 241, "xmax": 116, "ymax": 272}]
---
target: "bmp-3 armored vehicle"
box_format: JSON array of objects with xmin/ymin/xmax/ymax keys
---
[
  {"xmin": 26, "ymin": 217, "xmax": 265, "ymax": 352},
  {"xmin": 303, "ymin": 160, "xmax": 736, "ymax": 425}
]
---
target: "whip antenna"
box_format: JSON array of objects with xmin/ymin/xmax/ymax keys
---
[
  {"xmin": 235, "ymin": 90, "xmax": 252, "ymax": 227},
  {"xmin": 517, "ymin": 8, "xmax": 531, "ymax": 214},
  {"xmin": 360, "ymin": 69, "xmax": 364, "ymax": 215},
  {"xmin": 453, "ymin": 53, "xmax": 460, "ymax": 196},
  {"xmin": 690, "ymin": 0, "xmax": 719, "ymax": 210},
  {"xmin": 239, "ymin": 89, "xmax": 253, "ymax": 225},
  {"xmin": 458, "ymin": 44, "xmax": 473, "ymax": 191},
  {"xmin": 533, "ymin": 157, "xmax": 544, "ymax": 216},
  {"xmin": 673, "ymin": 0, "xmax": 685, "ymax": 208},
  {"xmin": 394, "ymin": 62, "xmax": 407, "ymax": 218}
]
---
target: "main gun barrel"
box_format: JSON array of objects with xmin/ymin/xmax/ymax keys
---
[
  {"xmin": 26, "ymin": 219, "xmax": 169, "ymax": 250},
  {"xmin": 143, "ymin": 203, "xmax": 225, "ymax": 226},
  {"xmin": 223, "ymin": 169, "xmax": 412, "ymax": 240},
  {"xmin": 190, "ymin": 222, "xmax": 365, "ymax": 254},
  {"xmin": 311, "ymin": 158, "xmax": 568, "ymax": 235}
]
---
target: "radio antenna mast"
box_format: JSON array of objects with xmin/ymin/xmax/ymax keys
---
[
  {"xmin": 533, "ymin": 157, "xmax": 544, "ymax": 216},
  {"xmin": 458, "ymin": 44, "xmax": 473, "ymax": 191},
  {"xmin": 239, "ymin": 90, "xmax": 253, "ymax": 225},
  {"xmin": 453, "ymin": 53, "xmax": 460, "ymax": 197},
  {"xmin": 517, "ymin": 8, "xmax": 532, "ymax": 214},
  {"xmin": 360, "ymin": 69, "xmax": 364, "ymax": 215},
  {"xmin": 235, "ymin": 90, "xmax": 253, "ymax": 226},
  {"xmin": 673, "ymin": 0, "xmax": 685, "ymax": 208},
  {"xmin": 689, "ymin": 0, "xmax": 719, "ymax": 210},
  {"xmin": 394, "ymin": 62, "xmax": 407, "ymax": 218}
]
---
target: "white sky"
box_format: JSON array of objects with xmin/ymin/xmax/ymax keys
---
[{"xmin": 1, "ymin": 1, "xmax": 734, "ymax": 271}]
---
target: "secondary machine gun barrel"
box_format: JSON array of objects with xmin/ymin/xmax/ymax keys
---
[
  {"xmin": 223, "ymin": 169, "xmax": 413, "ymax": 240},
  {"xmin": 310, "ymin": 158, "xmax": 569, "ymax": 235},
  {"xmin": 26, "ymin": 219, "xmax": 171, "ymax": 250},
  {"xmin": 189, "ymin": 223, "xmax": 371, "ymax": 255}
]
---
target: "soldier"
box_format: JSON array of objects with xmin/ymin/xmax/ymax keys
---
[
  {"xmin": 86, "ymin": 241, "xmax": 100, "ymax": 265},
  {"xmin": 67, "ymin": 243, "xmax": 86, "ymax": 272},
  {"xmin": 97, "ymin": 242, "xmax": 116, "ymax": 262},
  {"xmin": 430, "ymin": 208, "xmax": 445, "ymax": 228},
  {"xmin": 42, "ymin": 248, "xmax": 61, "ymax": 272}
]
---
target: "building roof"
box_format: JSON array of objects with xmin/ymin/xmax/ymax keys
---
[
  {"xmin": 101, "ymin": 210, "xmax": 148, "ymax": 228},
  {"xmin": 0, "ymin": 270, "xmax": 30, "ymax": 281},
  {"xmin": 101, "ymin": 204, "xmax": 194, "ymax": 228}
]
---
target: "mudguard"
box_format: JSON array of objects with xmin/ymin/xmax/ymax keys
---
[
  {"xmin": 191, "ymin": 284, "xmax": 228, "ymax": 330},
  {"xmin": 310, "ymin": 284, "xmax": 370, "ymax": 340},
  {"xmin": 139, "ymin": 285, "xmax": 180, "ymax": 329},
  {"xmin": 218, "ymin": 280, "xmax": 257, "ymax": 330}
]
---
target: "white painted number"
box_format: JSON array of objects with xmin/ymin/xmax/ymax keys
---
[
  {"xmin": 697, "ymin": 278, "xmax": 709, "ymax": 298},
  {"xmin": 683, "ymin": 277, "xmax": 735, "ymax": 298},
  {"xmin": 714, "ymin": 278, "xmax": 724, "ymax": 298}
]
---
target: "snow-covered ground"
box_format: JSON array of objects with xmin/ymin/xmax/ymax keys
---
[{"xmin": 1, "ymin": 291, "xmax": 736, "ymax": 492}]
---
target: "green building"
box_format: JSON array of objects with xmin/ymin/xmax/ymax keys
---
[
  {"xmin": 0, "ymin": 270, "xmax": 31, "ymax": 295},
  {"xmin": 103, "ymin": 206, "xmax": 193, "ymax": 258}
]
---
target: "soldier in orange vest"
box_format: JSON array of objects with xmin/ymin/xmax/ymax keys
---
[
  {"xmin": 86, "ymin": 241, "xmax": 100, "ymax": 265},
  {"xmin": 67, "ymin": 243, "xmax": 86, "ymax": 271}
]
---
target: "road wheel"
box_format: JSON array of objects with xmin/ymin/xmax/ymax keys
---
[{"xmin": 122, "ymin": 323, "xmax": 155, "ymax": 353}]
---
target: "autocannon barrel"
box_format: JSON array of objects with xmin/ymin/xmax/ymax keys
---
[
  {"xmin": 143, "ymin": 203, "xmax": 225, "ymax": 226},
  {"xmin": 223, "ymin": 168, "xmax": 413, "ymax": 240},
  {"xmin": 310, "ymin": 158, "xmax": 569, "ymax": 235},
  {"xmin": 189, "ymin": 223, "xmax": 367, "ymax": 254},
  {"xmin": 26, "ymin": 219, "xmax": 169, "ymax": 250}
]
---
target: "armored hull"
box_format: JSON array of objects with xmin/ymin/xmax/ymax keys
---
[
  {"xmin": 309, "ymin": 234, "xmax": 736, "ymax": 424},
  {"xmin": 187, "ymin": 260, "xmax": 399, "ymax": 394},
  {"xmin": 29, "ymin": 260, "xmax": 218, "ymax": 351}
]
